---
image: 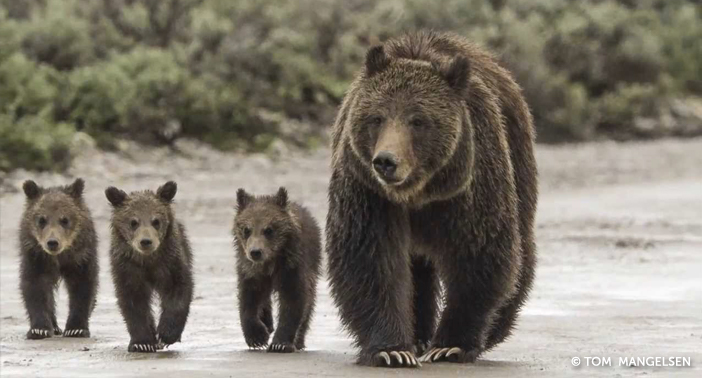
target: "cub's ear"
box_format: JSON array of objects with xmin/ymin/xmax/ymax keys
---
[
  {"xmin": 23, "ymin": 180, "xmax": 41, "ymax": 200},
  {"xmin": 365, "ymin": 45, "xmax": 390, "ymax": 77},
  {"xmin": 65, "ymin": 178, "xmax": 85, "ymax": 199},
  {"xmin": 105, "ymin": 187, "xmax": 128, "ymax": 207},
  {"xmin": 275, "ymin": 187, "xmax": 288, "ymax": 208},
  {"xmin": 236, "ymin": 188, "xmax": 252, "ymax": 211},
  {"xmin": 434, "ymin": 55, "xmax": 470, "ymax": 92},
  {"xmin": 157, "ymin": 181, "xmax": 177, "ymax": 203}
]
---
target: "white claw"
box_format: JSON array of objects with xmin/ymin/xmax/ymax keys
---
[
  {"xmin": 446, "ymin": 347, "xmax": 462, "ymax": 358},
  {"xmin": 433, "ymin": 348, "xmax": 449, "ymax": 361},
  {"xmin": 399, "ymin": 351, "xmax": 410, "ymax": 365},
  {"xmin": 390, "ymin": 351, "xmax": 402, "ymax": 365},
  {"xmin": 378, "ymin": 351, "xmax": 391, "ymax": 366}
]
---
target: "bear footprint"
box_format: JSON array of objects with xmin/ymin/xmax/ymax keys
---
[{"xmin": 374, "ymin": 350, "xmax": 420, "ymax": 368}]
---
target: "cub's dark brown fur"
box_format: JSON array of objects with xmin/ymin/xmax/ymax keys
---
[
  {"xmin": 233, "ymin": 187, "xmax": 321, "ymax": 353},
  {"xmin": 326, "ymin": 30, "xmax": 538, "ymax": 367},
  {"xmin": 19, "ymin": 178, "xmax": 98, "ymax": 339},
  {"xmin": 106, "ymin": 181, "xmax": 194, "ymax": 353}
]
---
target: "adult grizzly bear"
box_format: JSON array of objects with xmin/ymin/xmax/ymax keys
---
[{"xmin": 325, "ymin": 31, "xmax": 537, "ymax": 368}]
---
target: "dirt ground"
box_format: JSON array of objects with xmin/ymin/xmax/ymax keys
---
[{"xmin": 1, "ymin": 138, "xmax": 701, "ymax": 377}]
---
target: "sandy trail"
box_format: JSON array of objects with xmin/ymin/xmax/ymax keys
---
[{"xmin": 1, "ymin": 138, "xmax": 701, "ymax": 377}]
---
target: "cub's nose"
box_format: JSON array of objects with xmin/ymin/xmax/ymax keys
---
[
  {"xmin": 46, "ymin": 239, "xmax": 59, "ymax": 251},
  {"xmin": 372, "ymin": 151, "xmax": 398, "ymax": 180},
  {"xmin": 140, "ymin": 239, "xmax": 153, "ymax": 248},
  {"xmin": 249, "ymin": 249, "xmax": 263, "ymax": 261}
]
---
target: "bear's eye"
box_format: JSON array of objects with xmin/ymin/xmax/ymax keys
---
[
  {"xmin": 243, "ymin": 227, "xmax": 251, "ymax": 239},
  {"xmin": 263, "ymin": 227, "xmax": 274, "ymax": 238},
  {"xmin": 152, "ymin": 219, "xmax": 160, "ymax": 229},
  {"xmin": 59, "ymin": 217, "xmax": 69, "ymax": 227},
  {"xmin": 38, "ymin": 216, "xmax": 47, "ymax": 228},
  {"xmin": 410, "ymin": 117, "xmax": 426, "ymax": 128},
  {"xmin": 130, "ymin": 219, "xmax": 139, "ymax": 229},
  {"xmin": 368, "ymin": 116, "xmax": 383, "ymax": 127}
]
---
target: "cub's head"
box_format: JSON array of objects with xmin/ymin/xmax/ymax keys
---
[
  {"xmin": 105, "ymin": 181, "xmax": 177, "ymax": 255},
  {"xmin": 348, "ymin": 45, "xmax": 470, "ymax": 202},
  {"xmin": 233, "ymin": 187, "xmax": 298, "ymax": 265},
  {"xmin": 22, "ymin": 178, "xmax": 87, "ymax": 255}
]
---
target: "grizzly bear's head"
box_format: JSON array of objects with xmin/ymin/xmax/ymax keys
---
[
  {"xmin": 233, "ymin": 187, "xmax": 299, "ymax": 266},
  {"xmin": 105, "ymin": 181, "xmax": 177, "ymax": 255},
  {"xmin": 347, "ymin": 45, "xmax": 471, "ymax": 204},
  {"xmin": 22, "ymin": 178, "xmax": 87, "ymax": 255}
]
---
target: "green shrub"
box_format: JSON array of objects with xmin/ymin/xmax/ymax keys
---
[{"xmin": 0, "ymin": 113, "xmax": 75, "ymax": 172}]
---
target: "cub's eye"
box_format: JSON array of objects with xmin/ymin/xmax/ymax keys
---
[
  {"xmin": 59, "ymin": 217, "xmax": 69, "ymax": 227},
  {"xmin": 263, "ymin": 227, "xmax": 274, "ymax": 238},
  {"xmin": 38, "ymin": 216, "xmax": 47, "ymax": 228},
  {"xmin": 410, "ymin": 117, "xmax": 426, "ymax": 128},
  {"xmin": 368, "ymin": 116, "xmax": 383, "ymax": 126},
  {"xmin": 130, "ymin": 219, "xmax": 139, "ymax": 229},
  {"xmin": 243, "ymin": 227, "xmax": 251, "ymax": 239},
  {"xmin": 152, "ymin": 219, "xmax": 160, "ymax": 229}
]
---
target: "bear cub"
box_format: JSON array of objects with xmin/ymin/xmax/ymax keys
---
[
  {"xmin": 19, "ymin": 178, "xmax": 99, "ymax": 339},
  {"xmin": 233, "ymin": 187, "xmax": 321, "ymax": 353},
  {"xmin": 106, "ymin": 181, "xmax": 194, "ymax": 353}
]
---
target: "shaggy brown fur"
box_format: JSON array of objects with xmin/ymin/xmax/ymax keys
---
[
  {"xmin": 106, "ymin": 181, "xmax": 194, "ymax": 353},
  {"xmin": 19, "ymin": 178, "xmax": 99, "ymax": 339},
  {"xmin": 326, "ymin": 30, "xmax": 538, "ymax": 367},
  {"xmin": 233, "ymin": 187, "xmax": 321, "ymax": 353}
]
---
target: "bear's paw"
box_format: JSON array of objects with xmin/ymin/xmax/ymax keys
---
[
  {"xmin": 419, "ymin": 347, "xmax": 479, "ymax": 363},
  {"xmin": 373, "ymin": 350, "xmax": 420, "ymax": 368}
]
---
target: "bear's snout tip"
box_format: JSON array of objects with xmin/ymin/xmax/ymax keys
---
[
  {"xmin": 249, "ymin": 249, "xmax": 263, "ymax": 262},
  {"xmin": 140, "ymin": 239, "xmax": 153, "ymax": 248},
  {"xmin": 373, "ymin": 152, "xmax": 399, "ymax": 182},
  {"xmin": 46, "ymin": 239, "xmax": 60, "ymax": 252}
]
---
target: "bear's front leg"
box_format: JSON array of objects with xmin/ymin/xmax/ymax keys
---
[
  {"xmin": 268, "ymin": 268, "xmax": 306, "ymax": 353},
  {"xmin": 114, "ymin": 272, "xmax": 158, "ymax": 353},
  {"xmin": 421, "ymin": 227, "xmax": 519, "ymax": 364},
  {"xmin": 326, "ymin": 179, "xmax": 418, "ymax": 368},
  {"xmin": 20, "ymin": 259, "xmax": 58, "ymax": 340},
  {"xmin": 238, "ymin": 276, "xmax": 273, "ymax": 349},
  {"xmin": 63, "ymin": 262, "xmax": 98, "ymax": 338},
  {"xmin": 156, "ymin": 269, "xmax": 194, "ymax": 347}
]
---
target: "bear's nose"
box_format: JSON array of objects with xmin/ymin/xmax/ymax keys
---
[
  {"xmin": 249, "ymin": 249, "xmax": 263, "ymax": 261},
  {"xmin": 47, "ymin": 239, "xmax": 59, "ymax": 251},
  {"xmin": 140, "ymin": 239, "xmax": 153, "ymax": 248},
  {"xmin": 372, "ymin": 152, "xmax": 398, "ymax": 180}
]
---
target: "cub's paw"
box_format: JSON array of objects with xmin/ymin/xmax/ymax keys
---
[
  {"xmin": 128, "ymin": 342, "xmax": 159, "ymax": 353},
  {"xmin": 370, "ymin": 350, "xmax": 420, "ymax": 368},
  {"xmin": 267, "ymin": 342, "xmax": 296, "ymax": 353},
  {"xmin": 243, "ymin": 320, "xmax": 270, "ymax": 350},
  {"xmin": 26, "ymin": 328, "xmax": 52, "ymax": 340},
  {"xmin": 155, "ymin": 330, "xmax": 182, "ymax": 347},
  {"xmin": 64, "ymin": 329, "xmax": 90, "ymax": 338},
  {"xmin": 419, "ymin": 347, "xmax": 480, "ymax": 363},
  {"xmin": 53, "ymin": 326, "xmax": 63, "ymax": 336}
]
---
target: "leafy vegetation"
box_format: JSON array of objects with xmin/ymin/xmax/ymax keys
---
[{"xmin": 1, "ymin": 0, "xmax": 701, "ymax": 170}]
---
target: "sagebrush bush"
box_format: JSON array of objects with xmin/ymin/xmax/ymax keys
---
[{"xmin": 0, "ymin": 0, "xmax": 700, "ymax": 171}]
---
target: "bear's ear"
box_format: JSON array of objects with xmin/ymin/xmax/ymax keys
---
[
  {"xmin": 65, "ymin": 178, "xmax": 85, "ymax": 199},
  {"xmin": 434, "ymin": 55, "xmax": 470, "ymax": 92},
  {"xmin": 157, "ymin": 181, "xmax": 177, "ymax": 203},
  {"xmin": 23, "ymin": 180, "xmax": 41, "ymax": 200},
  {"xmin": 105, "ymin": 187, "xmax": 128, "ymax": 207},
  {"xmin": 236, "ymin": 188, "xmax": 253, "ymax": 211},
  {"xmin": 365, "ymin": 45, "xmax": 390, "ymax": 77},
  {"xmin": 274, "ymin": 187, "xmax": 288, "ymax": 209}
]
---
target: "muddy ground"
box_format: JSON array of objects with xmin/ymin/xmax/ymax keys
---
[{"xmin": 1, "ymin": 138, "xmax": 701, "ymax": 377}]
